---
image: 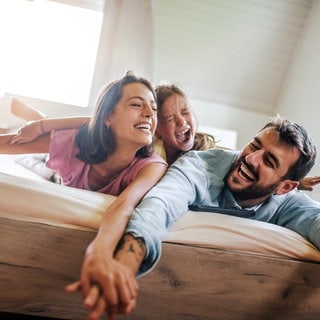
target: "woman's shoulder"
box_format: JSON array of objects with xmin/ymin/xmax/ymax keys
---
[{"xmin": 134, "ymin": 152, "xmax": 167, "ymax": 167}]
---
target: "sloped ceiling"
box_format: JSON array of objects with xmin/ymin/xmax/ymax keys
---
[
  {"xmin": 50, "ymin": 0, "xmax": 313, "ymax": 115},
  {"xmin": 152, "ymin": 0, "xmax": 313, "ymax": 114}
]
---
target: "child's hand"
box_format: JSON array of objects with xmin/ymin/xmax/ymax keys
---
[
  {"xmin": 298, "ymin": 176, "xmax": 320, "ymax": 191},
  {"xmin": 9, "ymin": 121, "xmax": 44, "ymax": 145}
]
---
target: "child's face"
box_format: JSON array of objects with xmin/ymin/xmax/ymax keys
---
[{"xmin": 157, "ymin": 93, "xmax": 196, "ymax": 153}]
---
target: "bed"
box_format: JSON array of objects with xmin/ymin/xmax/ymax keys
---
[{"xmin": 1, "ymin": 154, "xmax": 320, "ymax": 320}]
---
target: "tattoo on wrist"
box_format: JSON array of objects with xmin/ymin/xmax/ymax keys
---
[
  {"xmin": 134, "ymin": 237, "xmax": 146, "ymax": 253},
  {"xmin": 115, "ymin": 234, "xmax": 146, "ymax": 262}
]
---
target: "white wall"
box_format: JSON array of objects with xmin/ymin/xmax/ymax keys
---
[
  {"xmin": 189, "ymin": 98, "xmax": 271, "ymax": 149},
  {"xmin": 277, "ymin": 0, "xmax": 320, "ymax": 200}
]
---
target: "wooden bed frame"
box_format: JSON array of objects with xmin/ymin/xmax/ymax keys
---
[
  {"xmin": 1, "ymin": 159, "xmax": 320, "ymax": 320},
  {"xmin": 1, "ymin": 214, "xmax": 320, "ymax": 320}
]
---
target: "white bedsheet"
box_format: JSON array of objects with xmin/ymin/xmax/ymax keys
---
[
  {"xmin": 1, "ymin": 171, "xmax": 320, "ymax": 262},
  {"xmin": 0, "ymin": 154, "xmax": 48, "ymax": 181}
]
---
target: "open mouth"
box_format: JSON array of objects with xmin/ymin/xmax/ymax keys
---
[
  {"xmin": 175, "ymin": 128, "xmax": 191, "ymax": 143},
  {"xmin": 135, "ymin": 123, "xmax": 152, "ymax": 133},
  {"xmin": 238, "ymin": 161, "xmax": 256, "ymax": 182}
]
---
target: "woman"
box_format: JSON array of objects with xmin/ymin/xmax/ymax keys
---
[{"xmin": 1, "ymin": 72, "xmax": 167, "ymax": 319}]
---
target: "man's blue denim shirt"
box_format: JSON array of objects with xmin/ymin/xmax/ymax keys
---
[{"xmin": 126, "ymin": 149, "xmax": 320, "ymax": 275}]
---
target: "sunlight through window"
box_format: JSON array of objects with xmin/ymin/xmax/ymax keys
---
[{"xmin": 0, "ymin": 0, "xmax": 103, "ymax": 107}]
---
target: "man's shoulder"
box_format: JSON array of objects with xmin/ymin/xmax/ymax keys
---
[
  {"xmin": 173, "ymin": 148, "xmax": 238, "ymax": 175},
  {"xmin": 184, "ymin": 148, "xmax": 239, "ymax": 162},
  {"xmin": 270, "ymin": 188, "xmax": 320, "ymax": 211}
]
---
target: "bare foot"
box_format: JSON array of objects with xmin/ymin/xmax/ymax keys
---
[{"xmin": 10, "ymin": 98, "xmax": 46, "ymax": 121}]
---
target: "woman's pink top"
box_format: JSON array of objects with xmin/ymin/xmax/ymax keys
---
[{"xmin": 47, "ymin": 129, "xmax": 167, "ymax": 196}]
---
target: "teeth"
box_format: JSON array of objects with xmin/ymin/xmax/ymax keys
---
[
  {"xmin": 239, "ymin": 163, "xmax": 255, "ymax": 181},
  {"xmin": 176, "ymin": 129, "xmax": 189, "ymax": 136},
  {"xmin": 135, "ymin": 123, "xmax": 151, "ymax": 130}
]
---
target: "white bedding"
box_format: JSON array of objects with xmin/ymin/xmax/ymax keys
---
[
  {"xmin": 0, "ymin": 154, "xmax": 48, "ymax": 182},
  {"xmin": 1, "ymin": 171, "xmax": 320, "ymax": 263}
]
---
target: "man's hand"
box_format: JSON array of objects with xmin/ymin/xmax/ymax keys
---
[
  {"xmin": 65, "ymin": 260, "xmax": 138, "ymax": 320},
  {"xmin": 65, "ymin": 233, "xmax": 146, "ymax": 320}
]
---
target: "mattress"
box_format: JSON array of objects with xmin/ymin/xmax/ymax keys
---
[{"xmin": 1, "ymin": 170, "xmax": 320, "ymax": 263}]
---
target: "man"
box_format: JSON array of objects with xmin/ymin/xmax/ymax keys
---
[{"xmin": 80, "ymin": 116, "xmax": 319, "ymax": 319}]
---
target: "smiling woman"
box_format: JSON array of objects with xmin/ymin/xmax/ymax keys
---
[{"xmin": 0, "ymin": 72, "xmax": 167, "ymax": 319}]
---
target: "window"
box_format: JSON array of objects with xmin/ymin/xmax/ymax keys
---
[{"xmin": 0, "ymin": 0, "xmax": 103, "ymax": 107}]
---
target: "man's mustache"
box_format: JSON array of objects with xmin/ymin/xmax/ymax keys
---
[{"xmin": 238, "ymin": 156, "xmax": 259, "ymax": 181}]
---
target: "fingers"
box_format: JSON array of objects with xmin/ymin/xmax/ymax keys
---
[
  {"xmin": 8, "ymin": 132, "xmax": 22, "ymax": 145},
  {"xmin": 107, "ymin": 299, "xmax": 137, "ymax": 320},
  {"xmin": 84, "ymin": 284, "xmax": 101, "ymax": 309},
  {"xmin": 86, "ymin": 272, "xmax": 138, "ymax": 319},
  {"xmin": 103, "ymin": 270, "xmax": 138, "ymax": 318},
  {"xmin": 87, "ymin": 289, "xmax": 137, "ymax": 320},
  {"xmin": 66, "ymin": 263, "xmax": 139, "ymax": 319},
  {"xmin": 66, "ymin": 280, "xmax": 138, "ymax": 320},
  {"xmin": 87, "ymin": 296, "xmax": 106, "ymax": 320},
  {"xmin": 99, "ymin": 268, "xmax": 136, "ymax": 306},
  {"xmin": 116, "ymin": 271, "xmax": 139, "ymax": 308},
  {"xmin": 65, "ymin": 280, "xmax": 81, "ymax": 293},
  {"xmin": 299, "ymin": 176, "xmax": 320, "ymax": 191},
  {"xmin": 312, "ymin": 176, "xmax": 320, "ymax": 184}
]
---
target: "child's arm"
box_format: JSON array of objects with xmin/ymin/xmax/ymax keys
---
[
  {"xmin": 9, "ymin": 117, "xmax": 90, "ymax": 145},
  {"xmin": 298, "ymin": 176, "xmax": 320, "ymax": 191},
  {"xmin": 0, "ymin": 132, "xmax": 50, "ymax": 154}
]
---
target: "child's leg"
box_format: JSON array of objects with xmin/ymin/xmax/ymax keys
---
[{"xmin": 10, "ymin": 98, "xmax": 46, "ymax": 121}]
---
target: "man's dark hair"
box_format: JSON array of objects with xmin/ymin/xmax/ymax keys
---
[{"xmin": 261, "ymin": 116, "xmax": 317, "ymax": 181}]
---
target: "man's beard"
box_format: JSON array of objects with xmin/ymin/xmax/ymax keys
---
[
  {"xmin": 226, "ymin": 157, "xmax": 281, "ymax": 203},
  {"xmin": 229, "ymin": 180, "xmax": 279, "ymax": 202}
]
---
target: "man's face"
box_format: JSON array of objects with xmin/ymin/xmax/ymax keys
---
[{"xmin": 225, "ymin": 127, "xmax": 301, "ymax": 207}]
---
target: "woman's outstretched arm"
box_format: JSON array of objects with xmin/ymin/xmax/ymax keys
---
[{"xmin": 65, "ymin": 161, "xmax": 167, "ymax": 319}]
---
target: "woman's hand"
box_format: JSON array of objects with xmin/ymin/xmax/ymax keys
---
[{"xmin": 65, "ymin": 238, "xmax": 139, "ymax": 320}]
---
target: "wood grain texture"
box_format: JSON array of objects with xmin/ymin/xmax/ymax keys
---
[{"xmin": 1, "ymin": 216, "xmax": 320, "ymax": 320}]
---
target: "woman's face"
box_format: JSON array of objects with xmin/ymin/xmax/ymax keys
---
[
  {"xmin": 156, "ymin": 93, "xmax": 196, "ymax": 152},
  {"xmin": 106, "ymin": 82, "xmax": 157, "ymax": 150}
]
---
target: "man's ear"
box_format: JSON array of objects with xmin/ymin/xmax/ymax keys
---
[{"xmin": 275, "ymin": 180, "xmax": 299, "ymax": 195}]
